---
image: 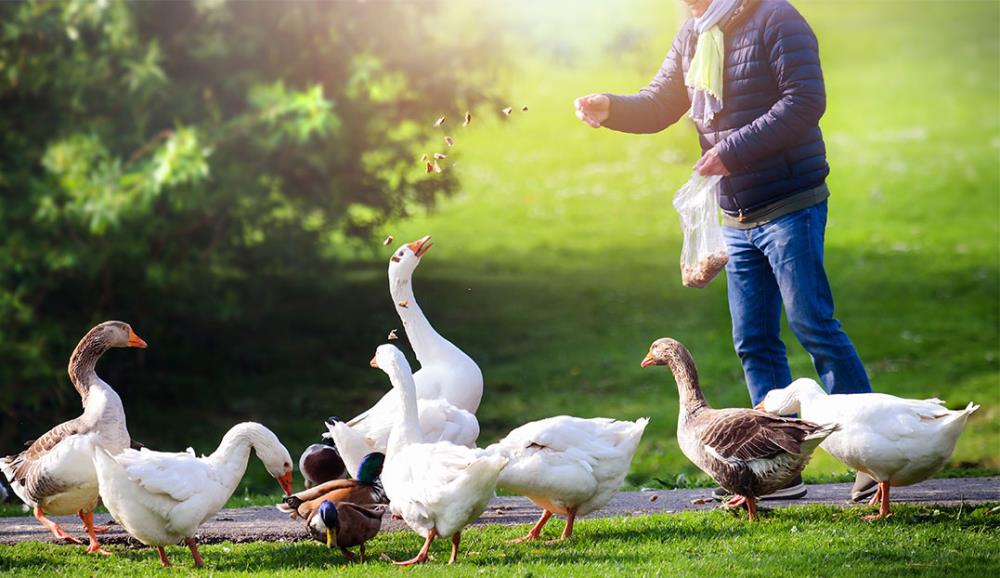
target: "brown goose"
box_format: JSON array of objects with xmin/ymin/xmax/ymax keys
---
[
  {"xmin": 640, "ymin": 338, "xmax": 838, "ymax": 520},
  {"xmin": 0, "ymin": 321, "xmax": 146, "ymax": 552}
]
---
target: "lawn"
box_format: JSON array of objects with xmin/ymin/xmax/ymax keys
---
[
  {"xmin": 4, "ymin": 0, "xmax": 997, "ymax": 498},
  {"xmin": 1, "ymin": 505, "xmax": 998, "ymax": 577}
]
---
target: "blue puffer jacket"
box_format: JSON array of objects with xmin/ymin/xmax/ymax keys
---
[{"xmin": 604, "ymin": 0, "xmax": 828, "ymax": 216}]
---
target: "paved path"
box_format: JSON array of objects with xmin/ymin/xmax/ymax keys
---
[{"xmin": 1, "ymin": 477, "xmax": 996, "ymax": 547}]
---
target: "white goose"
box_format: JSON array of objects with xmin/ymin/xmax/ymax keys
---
[
  {"xmin": 375, "ymin": 344, "xmax": 507, "ymax": 566},
  {"xmin": 91, "ymin": 422, "xmax": 293, "ymax": 567},
  {"xmin": 1, "ymin": 321, "xmax": 146, "ymax": 554},
  {"xmin": 486, "ymin": 415, "xmax": 649, "ymax": 542},
  {"xmin": 759, "ymin": 378, "xmax": 980, "ymax": 519},
  {"xmin": 327, "ymin": 235, "xmax": 483, "ymax": 476}
]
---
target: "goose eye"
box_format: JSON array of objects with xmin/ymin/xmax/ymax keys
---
[{"xmin": 397, "ymin": 251, "xmax": 404, "ymax": 257}]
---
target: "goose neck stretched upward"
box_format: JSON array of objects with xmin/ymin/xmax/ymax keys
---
[
  {"xmin": 389, "ymin": 272, "xmax": 455, "ymax": 361},
  {"xmin": 385, "ymin": 361, "xmax": 423, "ymax": 456}
]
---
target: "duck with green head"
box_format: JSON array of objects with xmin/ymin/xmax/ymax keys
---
[
  {"xmin": 278, "ymin": 452, "xmax": 386, "ymax": 520},
  {"xmin": 307, "ymin": 500, "xmax": 384, "ymax": 562}
]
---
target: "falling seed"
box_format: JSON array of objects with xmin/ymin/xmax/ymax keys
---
[
  {"xmin": 398, "ymin": 300, "xmax": 409, "ymax": 308},
  {"xmin": 425, "ymin": 161, "xmax": 433, "ymax": 173},
  {"xmin": 432, "ymin": 161, "xmax": 442, "ymax": 173},
  {"xmin": 433, "ymin": 153, "xmax": 447, "ymax": 160},
  {"xmin": 383, "ymin": 235, "xmax": 394, "ymax": 246},
  {"xmin": 390, "ymin": 255, "xmax": 401, "ymax": 263},
  {"xmin": 387, "ymin": 329, "xmax": 398, "ymax": 341},
  {"xmin": 502, "ymin": 107, "xmax": 512, "ymax": 116},
  {"xmin": 420, "ymin": 153, "xmax": 428, "ymax": 162},
  {"xmin": 433, "ymin": 115, "xmax": 445, "ymax": 127},
  {"xmin": 463, "ymin": 111, "xmax": 471, "ymax": 126},
  {"xmin": 444, "ymin": 136, "xmax": 454, "ymax": 147},
  {"xmin": 649, "ymin": 495, "xmax": 659, "ymax": 503},
  {"xmin": 521, "ymin": 105, "xmax": 529, "ymax": 112}
]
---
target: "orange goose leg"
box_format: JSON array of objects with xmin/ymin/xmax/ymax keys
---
[
  {"xmin": 185, "ymin": 537, "xmax": 205, "ymax": 567},
  {"xmin": 157, "ymin": 546, "xmax": 172, "ymax": 567},
  {"xmin": 511, "ymin": 510, "xmax": 553, "ymax": 543},
  {"xmin": 448, "ymin": 531, "xmax": 461, "ymax": 564},
  {"xmin": 863, "ymin": 481, "xmax": 891, "ymax": 520},
  {"xmin": 393, "ymin": 528, "xmax": 437, "ymax": 566},
  {"xmin": 34, "ymin": 506, "xmax": 82, "ymax": 544},
  {"xmin": 79, "ymin": 511, "xmax": 111, "ymax": 555},
  {"xmin": 745, "ymin": 497, "xmax": 759, "ymax": 521},
  {"xmin": 559, "ymin": 507, "xmax": 577, "ymax": 540}
]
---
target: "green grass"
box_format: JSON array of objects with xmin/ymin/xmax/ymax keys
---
[{"xmin": 2, "ymin": 505, "xmax": 998, "ymax": 577}]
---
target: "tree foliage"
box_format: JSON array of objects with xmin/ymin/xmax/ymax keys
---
[{"xmin": 0, "ymin": 0, "xmax": 498, "ymax": 447}]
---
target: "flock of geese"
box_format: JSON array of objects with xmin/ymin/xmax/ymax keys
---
[{"xmin": 1, "ymin": 235, "xmax": 980, "ymax": 568}]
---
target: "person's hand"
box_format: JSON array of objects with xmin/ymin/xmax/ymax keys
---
[
  {"xmin": 574, "ymin": 94, "xmax": 610, "ymax": 128},
  {"xmin": 693, "ymin": 147, "xmax": 731, "ymax": 176}
]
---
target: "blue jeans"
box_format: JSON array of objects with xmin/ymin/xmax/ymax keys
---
[{"xmin": 723, "ymin": 200, "xmax": 872, "ymax": 405}]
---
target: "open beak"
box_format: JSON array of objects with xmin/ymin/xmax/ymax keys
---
[
  {"xmin": 369, "ymin": 355, "xmax": 379, "ymax": 369},
  {"xmin": 277, "ymin": 471, "xmax": 293, "ymax": 496},
  {"xmin": 406, "ymin": 235, "xmax": 433, "ymax": 258},
  {"xmin": 640, "ymin": 351, "xmax": 655, "ymax": 368},
  {"xmin": 127, "ymin": 328, "xmax": 148, "ymax": 349},
  {"xmin": 753, "ymin": 402, "xmax": 765, "ymax": 411},
  {"xmin": 326, "ymin": 528, "xmax": 334, "ymax": 548}
]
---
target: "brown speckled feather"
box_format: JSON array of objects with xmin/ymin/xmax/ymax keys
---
[
  {"xmin": 3, "ymin": 419, "xmax": 84, "ymax": 502},
  {"xmin": 699, "ymin": 409, "xmax": 819, "ymax": 461}
]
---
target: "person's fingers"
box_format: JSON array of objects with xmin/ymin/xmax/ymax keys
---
[{"xmin": 575, "ymin": 109, "xmax": 601, "ymax": 128}]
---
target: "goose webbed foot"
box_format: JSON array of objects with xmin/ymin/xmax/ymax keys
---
[
  {"xmin": 34, "ymin": 506, "xmax": 82, "ymax": 545},
  {"xmin": 510, "ymin": 510, "xmax": 552, "ymax": 543},
  {"xmin": 79, "ymin": 511, "xmax": 111, "ymax": 555},
  {"xmin": 862, "ymin": 481, "xmax": 892, "ymax": 520},
  {"xmin": 393, "ymin": 528, "xmax": 436, "ymax": 566}
]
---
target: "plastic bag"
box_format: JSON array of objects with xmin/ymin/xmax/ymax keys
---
[{"xmin": 672, "ymin": 173, "xmax": 728, "ymax": 288}]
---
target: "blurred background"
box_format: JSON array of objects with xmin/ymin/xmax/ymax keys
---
[{"xmin": 1, "ymin": 0, "xmax": 997, "ymax": 497}]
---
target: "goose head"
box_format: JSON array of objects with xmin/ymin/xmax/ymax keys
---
[
  {"xmin": 640, "ymin": 337, "xmax": 688, "ymax": 369},
  {"xmin": 246, "ymin": 425, "xmax": 295, "ymax": 495},
  {"xmin": 81, "ymin": 321, "xmax": 148, "ymax": 351},
  {"xmin": 756, "ymin": 378, "xmax": 826, "ymax": 414},
  {"xmin": 387, "ymin": 235, "xmax": 433, "ymax": 282},
  {"xmin": 369, "ymin": 344, "xmax": 414, "ymax": 385}
]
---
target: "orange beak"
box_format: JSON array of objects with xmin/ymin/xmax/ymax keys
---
[
  {"xmin": 369, "ymin": 355, "xmax": 379, "ymax": 369},
  {"xmin": 277, "ymin": 471, "xmax": 293, "ymax": 496},
  {"xmin": 127, "ymin": 328, "xmax": 148, "ymax": 349},
  {"xmin": 406, "ymin": 235, "xmax": 433, "ymax": 258},
  {"xmin": 640, "ymin": 351, "xmax": 655, "ymax": 368},
  {"xmin": 753, "ymin": 402, "xmax": 765, "ymax": 411}
]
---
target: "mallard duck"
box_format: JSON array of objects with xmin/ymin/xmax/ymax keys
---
[
  {"xmin": 641, "ymin": 338, "xmax": 838, "ymax": 520},
  {"xmin": 758, "ymin": 378, "xmax": 980, "ymax": 519},
  {"xmin": 486, "ymin": 415, "xmax": 649, "ymax": 542},
  {"xmin": 375, "ymin": 344, "xmax": 507, "ymax": 565},
  {"xmin": 306, "ymin": 500, "xmax": 384, "ymax": 562},
  {"xmin": 299, "ymin": 434, "xmax": 346, "ymax": 488},
  {"xmin": 0, "ymin": 321, "xmax": 146, "ymax": 554},
  {"xmin": 278, "ymin": 452, "xmax": 387, "ymax": 519},
  {"xmin": 91, "ymin": 422, "xmax": 293, "ymax": 567},
  {"xmin": 328, "ymin": 236, "xmax": 483, "ymax": 477}
]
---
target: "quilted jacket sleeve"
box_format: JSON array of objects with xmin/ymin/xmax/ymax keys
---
[
  {"xmin": 715, "ymin": 2, "xmax": 826, "ymax": 171},
  {"xmin": 602, "ymin": 25, "xmax": 691, "ymax": 134}
]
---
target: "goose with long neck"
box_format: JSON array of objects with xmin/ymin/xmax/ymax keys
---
[
  {"xmin": 92, "ymin": 421, "xmax": 293, "ymax": 567},
  {"xmin": 327, "ymin": 235, "xmax": 483, "ymax": 477},
  {"xmin": 759, "ymin": 378, "xmax": 980, "ymax": 519},
  {"xmin": 375, "ymin": 344, "xmax": 507, "ymax": 566},
  {"xmin": 641, "ymin": 338, "xmax": 838, "ymax": 521},
  {"xmin": 1, "ymin": 321, "xmax": 146, "ymax": 554}
]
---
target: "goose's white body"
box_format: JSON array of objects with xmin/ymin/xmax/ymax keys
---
[
  {"xmin": 326, "ymin": 399, "xmax": 479, "ymax": 478},
  {"xmin": 376, "ymin": 345, "xmax": 506, "ymax": 540},
  {"xmin": 91, "ymin": 423, "xmax": 292, "ymax": 546},
  {"xmin": 487, "ymin": 416, "xmax": 649, "ymax": 517},
  {"xmin": 1, "ymin": 380, "xmax": 130, "ymax": 515},
  {"xmin": 331, "ymin": 237, "xmax": 483, "ymax": 477},
  {"xmin": 760, "ymin": 378, "xmax": 979, "ymax": 486}
]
